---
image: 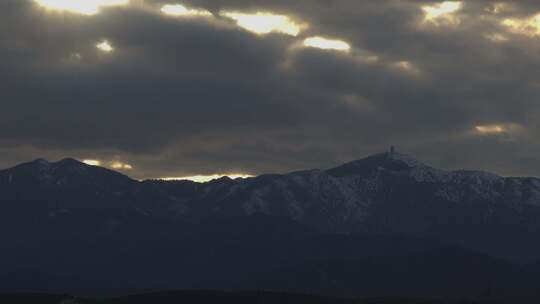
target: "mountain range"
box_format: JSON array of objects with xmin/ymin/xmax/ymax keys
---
[{"xmin": 1, "ymin": 151, "xmax": 540, "ymax": 298}]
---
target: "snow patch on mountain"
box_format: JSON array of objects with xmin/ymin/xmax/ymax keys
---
[{"xmin": 387, "ymin": 152, "xmax": 424, "ymax": 167}]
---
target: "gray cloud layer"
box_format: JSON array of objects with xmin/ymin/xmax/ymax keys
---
[{"xmin": 1, "ymin": 0, "xmax": 540, "ymax": 178}]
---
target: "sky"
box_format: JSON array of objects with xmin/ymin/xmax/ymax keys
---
[{"xmin": 1, "ymin": 0, "xmax": 540, "ymax": 180}]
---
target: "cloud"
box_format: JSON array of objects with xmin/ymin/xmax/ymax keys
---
[{"xmin": 1, "ymin": 0, "xmax": 540, "ymax": 179}]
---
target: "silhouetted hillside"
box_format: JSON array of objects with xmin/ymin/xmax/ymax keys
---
[
  {"xmin": 0, "ymin": 291, "xmax": 522, "ymax": 304},
  {"xmin": 1, "ymin": 153, "xmax": 540, "ymax": 297}
]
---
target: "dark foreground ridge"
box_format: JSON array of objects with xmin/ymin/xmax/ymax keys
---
[
  {"xmin": 0, "ymin": 291, "xmax": 533, "ymax": 304},
  {"xmin": 1, "ymin": 152, "xmax": 540, "ymax": 298}
]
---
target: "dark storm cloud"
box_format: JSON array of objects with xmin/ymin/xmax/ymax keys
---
[{"xmin": 2, "ymin": 0, "xmax": 540, "ymax": 178}]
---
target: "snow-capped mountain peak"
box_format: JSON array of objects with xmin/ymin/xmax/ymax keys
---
[
  {"xmin": 326, "ymin": 151, "xmax": 426, "ymax": 178},
  {"xmin": 385, "ymin": 151, "xmax": 424, "ymax": 168},
  {"xmin": 2, "ymin": 151, "xmax": 540, "ymax": 261},
  {"xmin": 33, "ymin": 158, "xmax": 51, "ymax": 166}
]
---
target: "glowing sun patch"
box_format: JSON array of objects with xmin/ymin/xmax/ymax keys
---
[
  {"xmin": 33, "ymin": 0, "xmax": 129, "ymax": 15},
  {"xmin": 83, "ymin": 159, "xmax": 102, "ymax": 166},
  {"xmin": 220, "ymin": 11, "xmax": 304, "ymax": 36},
  {"xmin": 96, "ymin": 40, "xmax": 114, "ymax": 52},
  {"xmin": 161, "ymin": 4, "xmax": 213, "ymax": 17},
  {"xmin": 422, "ymin": 1, "xmax": 463, "ymax": 25},
  {"xmin": 110, "ymin": 161, "xmax": 133, "ymax": 170},
  {"xmin": 161, "ymin": 174, "xmax": 253, "ymax": 183},
  {"xmin": 474, "ymin": 123, "xmax": 523, "ymax": 136},
  {"xmin": 303, "ymin": 36, "xmax": 351, "ymax": 52},
  {"xmin": 502, "ymin": 14, "xmax": 540, "ymax": 37},
  {"xmin": 475, "ymin": 125, "xmax": 504, "ymax": 134}
]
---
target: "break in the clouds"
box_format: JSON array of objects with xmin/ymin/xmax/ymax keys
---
[
  {"xmin": 303, "ymin": 36, "xmax": 351, "ymax": 52},
  {"xmin": 2, "ymin": 0, "xmax": 540, "ymax": 179},
  {"xmin": 34, "ymin": 0, "xmax": 130, "ymax": 15},
  {"xmin": 422, "ymin": 1, "xmax": 463, "ymax": 25},
  {"xmin": 161, "ymin": 3, "xmax": 212, "ymax": 17}
]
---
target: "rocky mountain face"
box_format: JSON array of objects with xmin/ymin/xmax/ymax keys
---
[
  {"xmin": 2, "ymin": 153, "xmax": 540, "ymax": 297},
  {"xmin": 1, "ymin": 152, "xmax": 540, "ymax": 262}
]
